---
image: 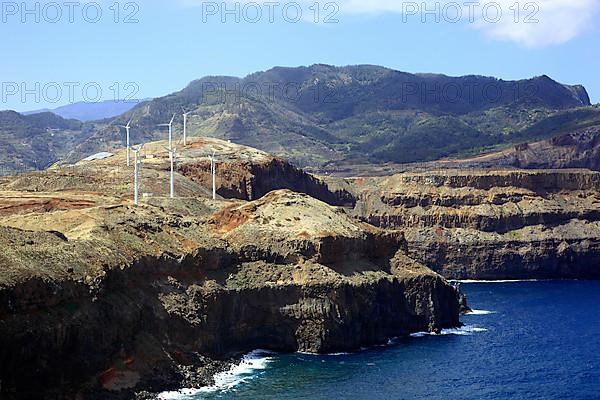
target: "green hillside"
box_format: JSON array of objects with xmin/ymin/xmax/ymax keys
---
[
  {"xmin": 2, "ymin": 65, "xmax": 596, "ymax": 173},
  {"xmin": 0, "ymin": 111, "xmax": 98, "ymax": 175}
]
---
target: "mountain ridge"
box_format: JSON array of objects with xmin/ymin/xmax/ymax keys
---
[{"xmin": 0, "ymin": 64, "xmax": 596, "ymax": 175}]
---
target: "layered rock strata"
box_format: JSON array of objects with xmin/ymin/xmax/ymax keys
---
[
  {"xmin": 0, "ymin": 189, "xmax": 461, "ymax": 399},
  {"xmin": 347, "ymin": 169, "xmax": 600, "ymax": 279}
]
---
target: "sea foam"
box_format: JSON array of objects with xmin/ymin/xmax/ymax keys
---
[
  {"xmin": 440, "ymin": 325, "xmax": 489, "ymax": 335},
  {"xmin": 410, "ymin": 325, "xmax": 488, "ymax": 338},
  {"xmin": 466, "ymin": 309, "xmax": 495, "ymax": 315},
  {"xmin": 454, "ymin": 279, "xmax": 540, "ymax": 284},
  {"xmin": 158, "ymin": 349, "xmax": 274, "ymax": 399}
]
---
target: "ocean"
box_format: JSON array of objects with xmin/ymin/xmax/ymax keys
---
[{"xmin": 160, "ymin": 281, "xmax": 600, "ymax": 400}]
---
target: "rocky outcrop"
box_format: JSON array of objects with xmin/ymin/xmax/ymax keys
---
[
  {"xmin": 347, "ymin": 169, "xmax": 600, "ymax": 280},
  {"xmin": 180, "ymin": 156, "xmax": 355, "ymax": 206},
  {"xmin": 0, "ymin": 189, "xmax": 461, "ymax": 399}
]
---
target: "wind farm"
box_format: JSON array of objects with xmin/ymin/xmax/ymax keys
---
[
  {"xmin": 3, "ymin": 79, "xmax": 600, "ymax": 400},
  {"xmin": 54, "ymin": 136, "xmax": 269, "ymax": 204},
  {"xmin": 115, "ymin": 109, "xmax": 218, "ymax": 204}
]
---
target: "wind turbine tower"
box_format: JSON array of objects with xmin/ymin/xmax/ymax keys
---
[
  {"xmin": 158, "ymin": 114, "xmax": 176, "ymax": 149},
  {"xmin": 131, "ymin": 144, "xmax": 144, "ymax": 206},
  {"xmin": 209, "ymin": 150, "xmax": 217, "ymax": 200},
  {"xmin": 164, "ymin": 145, "xmax": 177, "ymax": 198},
  {"xmin": 182, "ymin": 110, "xmax": 190, "ymax": 146},
  {"xmin": 120, "ymin": 119, "xmax": 132, "ymax": 166}
]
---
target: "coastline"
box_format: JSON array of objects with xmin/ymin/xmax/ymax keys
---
[
  {"xmin": 454, "ymin": 278, "xmax": 592, "ymax": 284},
  {"xmin": 0, "ymin": 189, "xmax": 463, "ymax": 399},
  {"xmin": 156, "ymin": 319, "xmax": 495, "ymax": 399}
]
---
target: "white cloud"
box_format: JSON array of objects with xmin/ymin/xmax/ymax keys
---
[
  {"xmin": 179, "ymin": 0, "xmax": 600, "ymax": 47},
  {"xmin": 468, "ymin": 0, "xmax": 600, "ymax": 47},
  {"xmin": 338, "ymin": 0, "xmax": 600, "ymax": 47}
]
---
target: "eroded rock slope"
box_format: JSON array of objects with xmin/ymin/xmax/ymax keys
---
[{"xmin": 0, "ymin": 183, "xmax": 460, "ymax": 399}]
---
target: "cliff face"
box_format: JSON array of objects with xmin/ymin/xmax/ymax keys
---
[
  {"xmin": 348, "ymin": 170, "xmax": 600, "ymax": 280},
  {"xmin": 564, "ymin": 84, "xmax": 592, "ymax": 106},
  {"xmin": 0, "ymin": 189, "xmax": 461, "ymax": 399},
  {"xmin": 179, "ymin": 156, "xmax": 355, "ymax": 206}
]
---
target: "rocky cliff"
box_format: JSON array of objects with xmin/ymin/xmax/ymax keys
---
[
  {"xmin": 177, "ymin": 142, "xmax": 354, "ymax": 206},
  {"xmin": 346, "ymin": 169, "xmax": 600, "ymax": 280},
  {"xmin": 0, "ymin": 161, "xmax": 461, "ymax": 399}
]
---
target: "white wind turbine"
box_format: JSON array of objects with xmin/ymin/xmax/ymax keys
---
[
  {"xmin": 158, "ymin": 114, "xmax": 176, "ymax": 149},
  {"xmin": 130, "ymin": 144, "xmax": 144, "ymax": 206},
  {"xmin": 208, "ymin": 150, "xmax": 217, "ymax": 200},
  {"xmin": 119, "ymin": 119, "xmax": 132, "ymax": 166},
  {"xmin": 182, "ymin": 109, "xmax": 190, "ymax": 147},
  {"xmin": 164, "ymin": 145, "xmax": 177, "ymax": 198}
]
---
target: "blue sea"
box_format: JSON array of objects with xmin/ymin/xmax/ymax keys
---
[{"xmin": 161, "ymin": 281, "xmax": 600, "ymax": 400}]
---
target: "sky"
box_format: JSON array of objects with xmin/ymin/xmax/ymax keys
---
[{"xmin": 1, "ymin": 0, "xmax": 599, "ymax": 112}]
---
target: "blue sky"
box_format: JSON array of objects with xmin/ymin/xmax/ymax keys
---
[{"xmin": 1, "ymin": 0, "xmax": 599, "ymax": 111}]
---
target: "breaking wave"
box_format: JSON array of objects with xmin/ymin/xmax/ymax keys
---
[
  {"xmin": 158, "ymin": 349, "xmax": 274, "ymax": 399},
  {"xmin": 410, "ymin": 325, "xmax": 489, "ymax": 338},
  {"xmin": 466, "ymin": 309, "xmax": 495, "ymax": 315},
  {"xmin": 455, "ymin": 279, "xmax": 540, "ymax": 284}
]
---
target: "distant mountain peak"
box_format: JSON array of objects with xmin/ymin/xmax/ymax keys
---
[{"xmin": 22, "ymin": 99, "xmax": 151, "ymax": 122}]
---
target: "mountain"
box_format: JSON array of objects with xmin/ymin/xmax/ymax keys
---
[
  {"xmin": 23, "ymin": 99, "xmax": 150, "ymax": 122},
  {"xmin": 0, "ymin": 111, "xmax": 100, "ymax": 175},
  {"xmin": 0, "ymin": 65, "xmax": 595, "ymax": 174},
  {"xmin": 65, "ymin": 65, "xmax": 592, "ymax": 169}
]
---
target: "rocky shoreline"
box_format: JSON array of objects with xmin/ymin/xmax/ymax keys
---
[{"xmin": 0, "ymin": 157, "xmax": 463, "ymax": 399}]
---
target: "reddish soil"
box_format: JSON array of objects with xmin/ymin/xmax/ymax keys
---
[
  {"xmin": 0, "ymin": 197, "xmax": 96, "ymax": 215},
  {"xmin": 210, "ymin": 205, "xmax": 252, "ymax": 234}
]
